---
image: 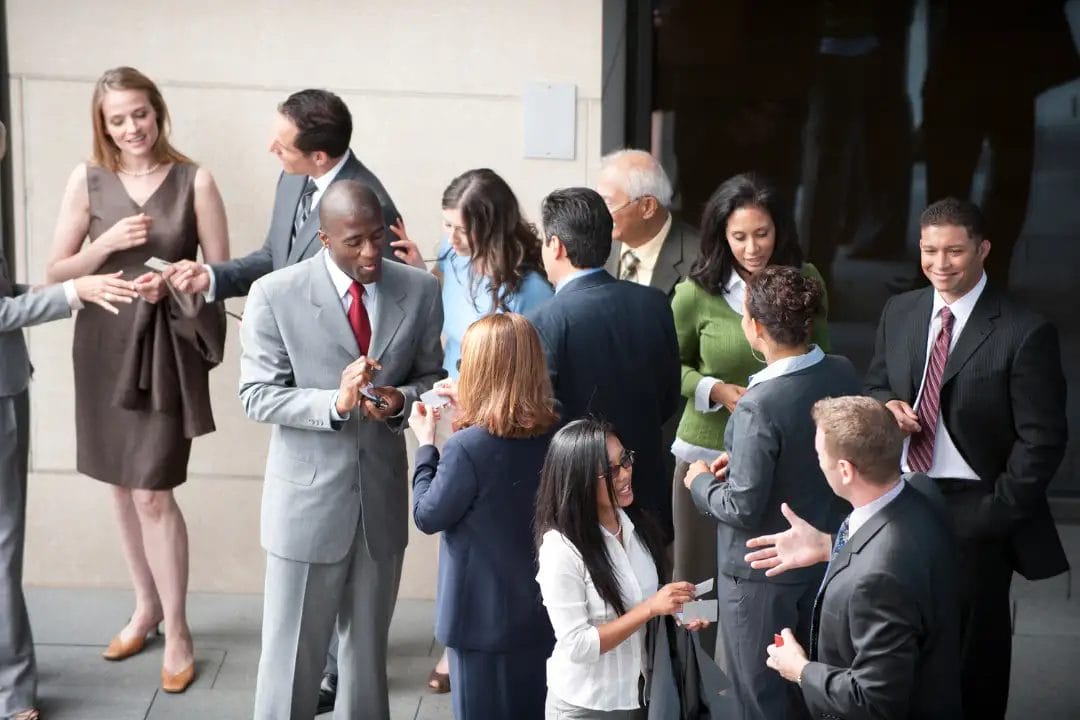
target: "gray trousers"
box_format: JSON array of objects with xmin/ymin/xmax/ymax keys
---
[
  {"xmin": 716, "ymin": 573, "xmax": 816, "ymax": 720},
  {"xmin": 545, "ymin": 692, "xmax": 646, "ymax": 720},
  {"xmin": 254, "ymin": 515, "xmax": 403, "ymax": 720},
  {"xmin": 0, "ymin": 391, "xmax": 35, "ymax": 717}
]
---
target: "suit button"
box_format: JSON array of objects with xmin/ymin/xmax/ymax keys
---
[{"xmin": 352, "ymin": 484, "xmax": 360, "ymax": 493}]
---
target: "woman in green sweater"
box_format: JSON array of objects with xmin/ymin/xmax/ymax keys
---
[{"xmin": 670, "ymin": 173, "xmax": 829, "ymax": 656}]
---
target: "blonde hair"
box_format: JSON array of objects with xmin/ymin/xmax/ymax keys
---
[
  {"xmin": 91, "ymin": 67, "xmax": 191, "ymax": 171},
  {"xmin": 455, "ymin": 313, "xmax": 558, "ymax": 438},
  {"xmin": 811, "ymin": 396, "xmax": 902, "ymax": 485}
]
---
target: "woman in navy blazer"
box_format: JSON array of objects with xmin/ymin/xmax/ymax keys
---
[{"xmin": 409, "ymin": 312, "xmax": 559, "ymax": 720}]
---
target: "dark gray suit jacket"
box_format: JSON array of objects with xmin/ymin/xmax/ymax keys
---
[
  {"xmin": 690, "ymin": 355, "xmax": 860, "ymax": 584},
  {"xmin": 605, "ymin": 217, "xmax": 700, "ymax": 298},
  {"xmin": 803, "ymin": 479, "xmax": 962, "ymax": 719},
  {"xmin": 865, "ymin": 284, "xmax": 1068, "ymax": 579},
  {"xmin": 211, "ymin": 151, "xmax": 402, "ymax": 301}
]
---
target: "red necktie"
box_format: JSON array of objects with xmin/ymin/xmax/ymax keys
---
[
  {"xmin": 908, "ymin": 306, "xmax": 954, "ymax": 473},
  {"xmin": 347, "ymin": 281, "xmax": 372, "ymax": 356}
]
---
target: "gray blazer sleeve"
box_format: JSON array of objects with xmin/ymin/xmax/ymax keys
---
[
  {"xmin": 238, "ymin": 281, "xmax": 342, "ymax": 432},
  {"xmin": 800, "ymin": 572, "xmax": 921, "ymax": 720},
  {"xmin": 388, "ymin": 274, "xmax": 445, "ymax": 431},
  {"xmin": 689, "ymin": 398, "xmax": 780, "ymax": 530},
  {"xmin": 0, "ymin": 284, "xmax": 72, "ymax": 332}
]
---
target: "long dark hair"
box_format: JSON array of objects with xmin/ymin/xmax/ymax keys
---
[
  {"xmin": 442, "ymin": 168, "xmax": 547, "ymax": 311},
  {"xmin": 533, "ymin": 419, "xmax": 667, "ymax": 616},
  {"xmin": 688, "ymin": 173, "xmax": 803, "ymax": 295}
]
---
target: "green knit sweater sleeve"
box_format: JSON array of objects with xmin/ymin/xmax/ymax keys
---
[{"xmin": 673, "ymin": 279, "xmax": 706, "ymax": 399}]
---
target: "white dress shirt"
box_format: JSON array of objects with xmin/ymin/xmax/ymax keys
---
[
  {"xmin": 621, "ymin": 214, "xmax": 672, "ymax": 287},
  {"xmin": 323, "ymin": 249, "xmax": 379, "ymax": 421},
  {"xmin": 847, "ymin": 478, "xmax": 906, "ymax": 538},
  {"xmin": 900, "ymin": 273, "xmax": 986, "ymax": 481},
  {"xmin": 536, "ymin": 508, "xmax": 659, "ymax": 711},
  {"xmin": 205, "ymin": 151, "xmax": 353, "ymax": 301}
]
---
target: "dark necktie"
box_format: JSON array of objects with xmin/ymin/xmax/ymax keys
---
[
  {"xmin": 347, "ymin": 281, "xmax": 372, "ymax": 356},
  {"xmin": 908, "ymin": 306, "xmax": 955, "ymax": 473},
  {"xmin": 290, "ymin": 177, "xmax": 318, "ymax": 253},
  {"xmin": 0, "ymin": 258, "xmax": 12, "ymax": 298},
  {"xmin": 810, "ymin": 516, "xmax": 851, "ymax": 659},
  {"xmin": 620, "ymin": 249, "xmax": 641, "ymax": 281}
]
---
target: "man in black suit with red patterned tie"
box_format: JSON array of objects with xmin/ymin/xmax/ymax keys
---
[{"xmin": 864, "ymin": 197, "xmax": 1068, "ymax": 719}]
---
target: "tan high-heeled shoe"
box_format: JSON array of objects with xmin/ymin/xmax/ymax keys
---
[
  {"xmin": 161, "ymin": 662, "xmax": 196, "ymax": 693},
  {"xmin": 101, "ymin": 622, "xmax": 161, "ymax": 661}
]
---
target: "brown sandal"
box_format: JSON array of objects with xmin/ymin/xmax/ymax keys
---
[{"xmin": 426, "ymin": 667, "xmax": 450, "ymax": 694}]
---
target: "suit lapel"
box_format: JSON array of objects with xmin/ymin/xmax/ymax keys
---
[
  {"xmin": 287, "ymin": 155, "xmax": 365, "ymax": 265},
  {"xmin": 907, "ymin": 289, "xmax": 935, "ymax": 400},
  {"xmin": 942, "ymin": 290, "xmax": 998, "ymax": 385},
  {"xmin": 309, "ymin": 253, "xmax": 361, "ymax": 357},
  {"xmin": 367, "ymin": 262, "xmax": 406, "ymax": 363},
  {"xmin": 650, "ymin": 222, "xmax": 684, "ymax": 296}
]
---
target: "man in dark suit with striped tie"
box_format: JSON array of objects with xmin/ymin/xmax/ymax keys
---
[{"xmin": 863, "ymin": 197, "xmax": 1068, "ymax": 719}]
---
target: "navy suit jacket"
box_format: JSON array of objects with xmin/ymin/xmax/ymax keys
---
[
  {"xmin": 412, "ymin": 426, "xmax": 555, "ymax": 653},
  {"xmin": 527, "ymin": 270, "xmax": 681, "ymax": 539}
]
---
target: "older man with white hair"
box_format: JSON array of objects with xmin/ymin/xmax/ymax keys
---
[{"xmin": 597, "ymin": 149, "xmax": 699, "ymax": 298}]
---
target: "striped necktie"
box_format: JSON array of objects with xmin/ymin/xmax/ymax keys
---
[
  {"xmin": 908, "ymin": 306, "xmax": 955, "ymax": 473},
  {"xmin": 810, "ymin": 516, "xmax": 850, "ymax": 659},
  {"xmin": 290, "ymin": 177, "xmax": 319, "ymax": 253},
  {"xmin": 620, "ymin": 248, "xmax": 641, "ymax": 281}
]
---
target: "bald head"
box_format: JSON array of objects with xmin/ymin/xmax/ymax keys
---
[
  {"xmin": 319, "ymin": 179, "xmax": 384, "ymax": 227},
  {"xmin": 318, "ymin": 179, "xmax": 387, "ymax": 285}
]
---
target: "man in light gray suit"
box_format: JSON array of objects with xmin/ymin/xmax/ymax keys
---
[
  {"xmin": 167, "ymin": 88, "xmax": 404, "ymax": 711},
  {"xmin": 1, "ymin": 119, "xmax": 140, "ymax": 720},
  {"xmin": 240, "ymin": 180, "xmax": 444, "ymax": 720}
]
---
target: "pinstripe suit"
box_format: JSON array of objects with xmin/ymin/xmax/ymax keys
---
[{"xmin": 865, "ymin": 283, "xmax": 1068, "ymax": 719}]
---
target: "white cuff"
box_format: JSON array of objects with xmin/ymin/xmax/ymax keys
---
[
  {"xmin": 62, "ymin": 279, "xmax": 84, "ymax": 310},
  {"xmin": 694, "ymin": 376, "xmax": 725, "ymax": 413},
  {"xmin": 330, "ymin": 392, "xmax": 350, "ymax": 421},
  {"xmin": 203, "ymin": 264, "xmax": 216, "ymax": 302}
]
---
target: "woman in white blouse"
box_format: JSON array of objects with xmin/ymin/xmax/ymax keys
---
[{"xmin": 534, "ymin": 419, "xmax": 705, "ymax": 719}]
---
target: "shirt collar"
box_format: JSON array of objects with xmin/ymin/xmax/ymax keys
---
[
  {"xmin": 322, "ymin": 247, "xmax": 377, "ymax": 300},
  {"xmin": 555, "ymin": 266, "xmax": 606, "ymax": 294},
  {"xmin": 848, "ymin": 478, "xmax": 906, "ymax": 538},
  {"xmin": 725, "ymin": 270, "xmax": 746, "ymax": 293},
  {"xmin": 746, "ymin": 345, "xmax": 825, "ymax": 388},
  {"xmin": 312, "ymin": 149, "xmax": 351, "ymax": 194},
  {"xmin": 628, "ymin": 214, "xmax": 672, "ymax": 267},
  {"xmin": 932, "ymin": 272, "xmax": 986, "ymax": 325}
]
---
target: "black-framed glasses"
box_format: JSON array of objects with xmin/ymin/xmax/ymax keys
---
[{"xmin": 609, "ymin": 448, "xmax": 635, "ymax": 474}]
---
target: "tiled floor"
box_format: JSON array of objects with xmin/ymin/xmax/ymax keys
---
[{"xmin": 22, "ymin": 523, "xmax": 1080, "ymax": 719}]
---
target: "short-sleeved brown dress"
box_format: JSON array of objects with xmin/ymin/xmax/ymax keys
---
[{"xmin": 73, "ymin": 163, "xmax": 225, "ymax": 490}]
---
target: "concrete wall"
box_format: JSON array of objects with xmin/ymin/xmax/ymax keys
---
[{"xmin": 5, "ymin": 0, "xmax": 605, "ymax": 597}]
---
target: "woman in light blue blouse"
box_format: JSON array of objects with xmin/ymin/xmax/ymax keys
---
[
  {"xmin": 389, "ymin": 168, "xmax": 552, "ymax": 691},
  {"xmin": 391, "ymin": 168, "xmax": 553, "ymax": 379}
]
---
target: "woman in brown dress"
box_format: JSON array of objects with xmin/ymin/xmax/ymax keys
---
[{"xmin": 44, "ymin": 67, "xmax": 229, "ymax": 694}]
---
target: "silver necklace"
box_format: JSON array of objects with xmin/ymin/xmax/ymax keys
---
[{"xmin": 118, "ymin": 161, "xmax": 162, "ymax": 177}]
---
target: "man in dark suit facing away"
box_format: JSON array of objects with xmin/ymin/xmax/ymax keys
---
[
  {"xmin": 527, "ymin": 187, "xmax": 681, "ymax": 541},
  {"xmin": 751, "ymin": 395, "xmax": 962, "ymax": 719},
  {"xmin": 864, "ymin": 197, "xmax": 1068, "ymax": 719}
]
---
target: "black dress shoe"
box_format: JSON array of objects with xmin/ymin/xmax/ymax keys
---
[{"xmin": 317, "ymin": 672, "xmax": 337, "ymax": 715}]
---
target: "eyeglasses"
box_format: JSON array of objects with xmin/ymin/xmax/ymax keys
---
[
  {"xmin": 606, "ymin": 197, "xmax": 645, "ymax": 215},
  {"xmin": 609, "ymin": 448, "xmax": 635, "ymax": 474},
  {"xmin": 455, "ymin": 358, "xmax": 462, "ymax": 372}
]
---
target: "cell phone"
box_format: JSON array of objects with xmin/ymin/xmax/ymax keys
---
[{"xmin": 360, "ymin": 384, "xmax": 389, "ymax": 410}]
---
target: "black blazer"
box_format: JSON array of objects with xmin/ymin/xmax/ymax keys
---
[
  {"xmin": 803, "ymin": 480, "xmax": 963, "ymax": 720},
  {"xmin": 211, "ymin": 151, "xmax": 402, "ymax": 301},
  {"xmin": 864, "ymin": 284, "xmax": 1069, "ymax": 579},
  {"xmin": 412, "ymin": 426, "xmax": 555, "ymax": 653},
  {"xmin": 527, "ymin": 270, "xmax": 681, "ymax": 539}
]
